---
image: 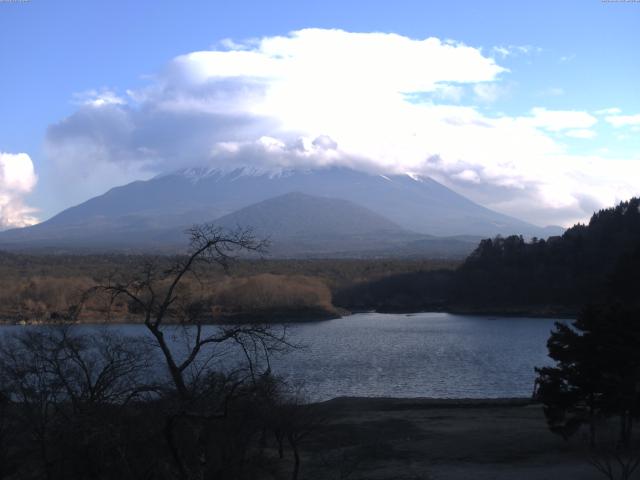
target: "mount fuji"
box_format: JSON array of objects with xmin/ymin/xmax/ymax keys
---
[{"xmin": 0, "ymin": 166, "xmax": 562, "ymax": 256}]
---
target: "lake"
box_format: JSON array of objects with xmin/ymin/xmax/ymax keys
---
[
  {"xmin": 269, "ymin": 312, "xmax": 561, "ymax": 400},
  {"xmin": 0, "ymin": 312, "xmax": 564, "ymax": 401}
]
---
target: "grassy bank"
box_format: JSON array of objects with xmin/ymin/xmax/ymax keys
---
[
  {"xmin": 0, "ymin": 252, "xmax": 455, "ymax": 324},
  {"xmin": 293, "ymin": 397, "xmax": 603, "ymax": 479}
]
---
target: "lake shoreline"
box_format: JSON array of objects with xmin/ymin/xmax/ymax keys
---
[
  {"xmin": 0, "ymin": 306, "xmax": 345, "ymax": 326},
  {"xmin": 368, "ymin": 305, "xmax": 577, "ymax": 318},
  {"xmin": 0, "ymin": 307, "xmax": 573, "ymax": 326}
]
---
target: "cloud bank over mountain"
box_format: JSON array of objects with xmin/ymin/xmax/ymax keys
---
[
  {"xmin": 43, "ymin": 28, "xmax": 640, "ymax": 226},
  {"xmin": 0, "ymin": 152, "xmax": 38, "ymax": 229}
]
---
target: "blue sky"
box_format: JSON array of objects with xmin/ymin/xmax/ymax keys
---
[{"xmin": 0, "ymin": 0, "xmax": 639, "ymax": 227}]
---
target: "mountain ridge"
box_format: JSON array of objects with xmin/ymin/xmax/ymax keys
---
[{"xmin": 0, "ymin": 166, "xmax": 564, "ymax": 254}]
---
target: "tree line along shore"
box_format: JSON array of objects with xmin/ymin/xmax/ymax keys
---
[{"xmin": 0, "ymin": 254, "xmax": 455, "ymax": 324}]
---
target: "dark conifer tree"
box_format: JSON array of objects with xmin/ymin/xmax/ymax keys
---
[{"xmin": 535, "ymin": 304, "xmax": 640, "ymax": 447}]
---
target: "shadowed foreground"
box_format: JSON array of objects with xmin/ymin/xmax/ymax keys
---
[{"xmin": 293, "ymin": 397, "xmax": 601, "ymax": 480}]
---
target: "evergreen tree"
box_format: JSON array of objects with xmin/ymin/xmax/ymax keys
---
[{"xmin": 535, "ymin": 304, "xmax": 640, "ymax": 447}]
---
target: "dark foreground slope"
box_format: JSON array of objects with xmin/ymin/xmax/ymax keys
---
[
  {"xmin": 298, "ymin": 397, "xmax": 601, "ymax": 480},
  {"xmin": 335, "ymin": 197, "xmax": 640, "ymax": 315}
]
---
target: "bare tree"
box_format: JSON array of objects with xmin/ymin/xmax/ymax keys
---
[
  {"xmin": 260, "ymin": 384, "xmax": 326, "ymax": 480},
  {"xmin": 88, "ymin": 225, "xmax": 300, "ymax": 479},
  {"xmin": 0, "ymin": 326, "xmax": 154, "ymax": 480},
  {"xmin": 94, "ymin": 225, "xmax": 293, "ymax": 400},
  {"xmin": 589, "ymin": 446, "xmax": 640, "ymax": 480},
  {"xmin": 0, "ymin": 380, "xmax": 17, "ymax": 479},
  {"xmin": 587, "ymin": 420, "xmax": 640, "ymax": 480},
  {"xmin": 0, "ymin": 225, "xmax": 311, "ymax": 480}
]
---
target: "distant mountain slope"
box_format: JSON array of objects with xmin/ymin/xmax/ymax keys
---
[
  {"xmin": 0, "ymin": 189, "xmax": 481, "ymax": 257},
  {"xmin": 212, "ymin": 192, "xmax": 407, "ymax": 238},
  {"xmin": 66, "ymin": 167, "xmax": 557, "ymax": 236},
  {"xmin": 0, "ymin": 168, "xmax": 553, "ymax": 254},
  {"xmin": 203, "ymin": 192, "xmax": 481, "ymax": 257}
]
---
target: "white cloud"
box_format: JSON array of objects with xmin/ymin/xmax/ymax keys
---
[
  {"xmin": 565, "ymin": 129, "xmax": 596, "ymax": 139},
  {"xmin": 0, "ymin": 152, "xmax": 38, "ymax": 229},
  {"xmin": 492, "ymin": 46, "xmax": 511, "ymax": 58},
  {"xmin": 605, "ymin": 113, "xmax": 640, "ymax": 128},
  {"xmin": 179, "ymin": 29, "xmax": 506, "ymax": 91},
  {"xmin": 73, "ymin": 89, "xmax": 125, "ymax": 107},
  {"xmin": 559, "ymin": 54, "xmax": 576, "ymax": 63},
  {"xmin": 595, "ymin": 107, "xmax": 621, "ymax": 115},
  {"xmin": 537, "ymin": 87, "xmax": 564, "ymax": 97},
  {"xmin": 45, "ymin": 29, "xmax": 508, "ymax": 199},
  {"xmin": 453, "ymin": 169, "xmax": 481, "ymax": 184},
  {"xmin": 492, "ymin": 45, "xmax": 541, "ymax": 58},
  {"xmin": 473, "ymin": 83, "xmax": 505, "ymax": 103},
  {"xmin": 432, "ymin": 84, "xmax": 465, "ymax": 102},
  {"xmin": 526, "ymin": 107, "xmax": 597, "ymax": 131},
  {"xmin": 42, "ymin": 28, "xmax": 639, "ymax": 227}
]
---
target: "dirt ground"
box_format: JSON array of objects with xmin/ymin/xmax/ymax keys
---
[{"xmin": 292, "ymin": 397, "xmax": 608, "ymax": 480}]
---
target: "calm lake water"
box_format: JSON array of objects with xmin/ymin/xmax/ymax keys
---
[
  {"xmin": 0, "ymin": 312, "xmax": 564, "ymax": 400},
  {"xmin": 269, "ymin": 312, "xmax": 562, "ymax": 400}
]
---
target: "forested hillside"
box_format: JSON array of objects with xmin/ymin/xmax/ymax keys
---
[
  {"xmin": 454, "ymin": 197, "xmax": 640, "ymax": 311},
  {"xmin": 336, "ymin": 198, "xmax": 640, "ymax": 314}
]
